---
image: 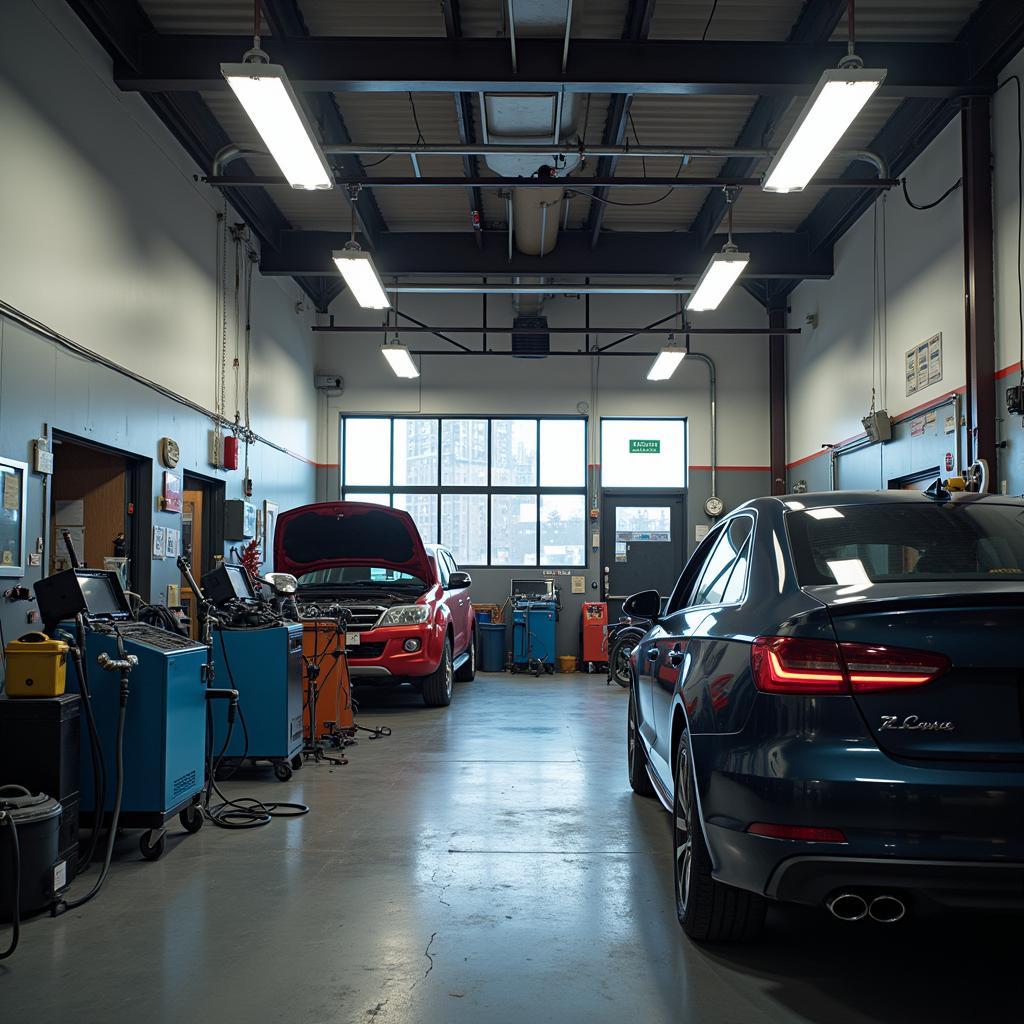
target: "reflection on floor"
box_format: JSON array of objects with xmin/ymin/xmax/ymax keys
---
[{"xmin": 1, "ymin": 672, "xmax": 1018, "ymax": 1022}]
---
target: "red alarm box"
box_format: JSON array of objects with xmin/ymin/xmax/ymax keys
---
[
  {"xmin": 581, "ymin": 602, "xmax": 609, "ymax": 666},
  {"xmin": 222, "ymin": 434, "xmax": 239, "ymax": 470}
]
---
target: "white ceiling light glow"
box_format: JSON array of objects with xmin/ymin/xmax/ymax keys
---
[
  {"xmin": 221, "ymin": 54, "xmax": 334, "ymax": 191},
  {"xmin": 381, "ymin": 341, "xmax": 420, "ymax": 379},
  {"xmin": 647, "ymin": 345, "xmax": 686, "ymax": 381},
  {"xmin": 333, "ymin": 244, "xmax": 392, "ymax": 310},
  {"xmin": 762, "ymin": 68, "xmax": 885, "ymax": 193},
  {"xmin": 686, "ymin": 249, "xmax": 750, "ymax": 312}
]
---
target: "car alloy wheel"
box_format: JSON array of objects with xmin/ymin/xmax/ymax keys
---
[
  {"xmin": 674, "ymin": 741, "xmax": 693, "ymax": 918},
  {"xmin": 444, "ymin": 645, "xmax": 453, "ymax": 697},
  {"xmin": 628, "ymin": 696, "xmax": 638, "ymax": 782},
  {"xmin": 613, "ymin": 643, "xmax": 632, "ymax": 688}
]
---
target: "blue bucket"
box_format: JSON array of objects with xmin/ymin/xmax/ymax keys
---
[{"xmin": 476, "ymin": 610, "xmax": 492, "ymax": 624}]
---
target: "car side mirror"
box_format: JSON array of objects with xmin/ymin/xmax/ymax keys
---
[
  {"xmin": 622, "ymin": 589, "xmax": 661, "ymax": 621},
  {"xmin": 448, "ymin": 571, "xmax": 472, "ymax": 590},
  {"xmin": 262, "ymin": 572, "xmax": 298, "ymax": 595}
]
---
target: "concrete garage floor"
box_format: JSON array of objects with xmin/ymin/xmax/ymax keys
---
[{"xmin": 1, "ymin": 672, "xmax": 1019, "ymax": 1023}]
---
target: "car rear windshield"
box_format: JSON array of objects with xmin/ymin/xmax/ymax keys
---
[
  {"xmin": 786, "ymin": 502, "xmax": 1024, "ymax": 585},
  {"xmin": 297, "ymin": 566, "xmax": 426, "ymax": 588}
]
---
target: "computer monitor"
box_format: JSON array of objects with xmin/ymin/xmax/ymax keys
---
[
  {"xmin": 79, "ymin": 572, "xmax": 128, "ymax": 618},
  {"xmin": 34, "ymin": 568, "xmax": 131, "ymax": 626},
  {"xmin": 201, "ymin": 563, "xmax": 258, "ymax": 604},
  {"xmin": 510, "ymin": 578, "xmax": 555, "ymax": 600}
]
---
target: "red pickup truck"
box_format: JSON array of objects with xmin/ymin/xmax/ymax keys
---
[{"xmin": 274, "ymin": 502, "xmax": 476, "ymax": 706}]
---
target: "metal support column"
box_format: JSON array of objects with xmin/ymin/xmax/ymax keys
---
[
  {"xmin": 768, "ymin": 306, "xmax": 787, "ymax": 494},
  {"xmin": 961, "ymin": 96, "xmax": 996, "ymax": 470}
]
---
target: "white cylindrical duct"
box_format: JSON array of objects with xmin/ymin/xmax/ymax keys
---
[{"xmin": 512, "ymin": 186, "xmax": 565, "ymax": 256}]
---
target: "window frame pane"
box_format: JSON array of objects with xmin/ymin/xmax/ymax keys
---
[{"xmin": 340, "ymin": 414, "xmax": 587, "ymax": 567}]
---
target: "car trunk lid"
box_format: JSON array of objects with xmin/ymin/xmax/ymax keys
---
[
  {"xmin": 274, "ymin": 502, "xmax": 433, "ymax": 583},
  {"xmin": 810, "ymin": 582, "xmax": 1024, "ymax": 762}
]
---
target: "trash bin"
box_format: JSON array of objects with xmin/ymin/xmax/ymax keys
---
[{"xmin": 478, "ymin": 623, "xmax": 506, "ymax": 672}]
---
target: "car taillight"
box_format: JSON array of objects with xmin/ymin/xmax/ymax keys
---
[
  {"xmin": 750, "ymin": 636, "xmax": 846, "ymax": 694},
  {"xmin": 839, "ymin": 643, "xmax": 949, "ymax": 692},
  {"xmin": 751, "ymin": 636, "xmax": 948, "ymax": 695}
]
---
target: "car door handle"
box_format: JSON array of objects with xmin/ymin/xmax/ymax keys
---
[
  {"xmin": 667, "ymin": 649, "xmax": 685, "ymax": 667},
  {"xmin": 646, "ymin": 647, "xmax": 659, "ymax": 661}
]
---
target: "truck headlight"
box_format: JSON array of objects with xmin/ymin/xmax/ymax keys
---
[{"xmin": 379, "ymin": 605, "xmax": 430, "ymax": 626}]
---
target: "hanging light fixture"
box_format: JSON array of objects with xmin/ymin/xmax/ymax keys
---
[
  {"xmin": 687, "ymin": 191, "xmax": 749, "ymax": 312},
  {"xmin": 762, "ymin": 1, "xmax": 885, "ymax": 193},
  {"xmin": 648, "ymin": 301, "xmax": 688, "ymax": 381},
  {"xmin": 380, "ymin": 290, "xmax": 418, "ymax": 378},
  {"xmin": 334, "ymin": 186, "xmax": 391, "ymax": 309},
  {"xmin": 220, "ymin": 6, "xmax": 333, "ymax": 190}
]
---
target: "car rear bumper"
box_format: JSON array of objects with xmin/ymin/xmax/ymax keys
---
[
  {"xmin": 766, "ymin": 854, "xmax": 1024, "ymax": 909},
  {"xmin": 707, "ymin": 823, "xmax": 1024, "ymax": 909}
]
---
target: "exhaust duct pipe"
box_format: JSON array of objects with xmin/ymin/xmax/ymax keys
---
[
  {"xmin": 868, "ymin": 895, "xmax": 906, "ymax": 923},
  {"xmin": 826, "ymin": 892, "xmax": 868, "ymax": 922}
]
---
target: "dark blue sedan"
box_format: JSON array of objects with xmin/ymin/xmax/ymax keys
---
[{"xmin": 624, "ymin": 490, "xmax": 1024, "ymax": 942}]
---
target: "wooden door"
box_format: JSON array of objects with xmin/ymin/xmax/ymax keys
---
[{"xmin": 181, "ymin": 489, "xmax": 203, "ymax": 639}]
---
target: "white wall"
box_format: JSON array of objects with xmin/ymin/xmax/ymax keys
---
[
  {"xmin": 786, "ymin": 116, "xmax": 966, "ymax": 474},
  {"xmin": 316, "ymin": 287, "xmax": 771, "ymax": 473},
  {"xmin": 0, "ymin": 0, "xmax": 317, "ymax": 463}
]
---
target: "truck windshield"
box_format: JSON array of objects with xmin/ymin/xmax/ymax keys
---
[
  {"xmin": 297, "ymin": 567, "xmax": 425, "ymax": 588},
  {"xmin": 786, "ymin": 502, "xmax": 1024, "ymax": 585}
]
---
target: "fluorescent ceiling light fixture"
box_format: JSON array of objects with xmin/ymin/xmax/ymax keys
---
[
  {"xmin": 762, "ymin": 67, "xmax": 886, "ymax": 193},
  {"xmin": 333, "ymin": 244, "xmax": 391, "ymax": 310},
  {"xmin": 221, "ymin": 55, "xmax": 333, "ymax": 190},
  {"xmin": 647, "ymin": 345, "xmax": 686, "ymax": 381},
  {"xmin": 381, "ymin": 341, "xmax": 419, "ymax": 379},
  {"xmin": 686, "ymin": 249, "xmax": 750, "ymax": 312}
]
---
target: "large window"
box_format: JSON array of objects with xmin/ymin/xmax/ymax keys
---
[{"xmin": 340, "ymin": 416, "xmax": 587, "ymax": 566}]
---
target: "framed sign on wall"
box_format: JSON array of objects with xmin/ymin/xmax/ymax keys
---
[{"xmin": 0, "ymin": 457, "xmax": 28, "ymax": 577}]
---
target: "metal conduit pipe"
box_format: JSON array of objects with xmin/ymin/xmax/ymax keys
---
[
  {"xmin": 211, "ymin": 143, "xmax": 889, "ymax": 179},
  {"xmin": 689, "ymin": 352, "xmax": 718, "ymax": 506}
]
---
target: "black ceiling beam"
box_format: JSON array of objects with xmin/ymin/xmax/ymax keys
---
[
  {"xmin": 260, "ymin": 0, "xmax": 385, "ymax": 247},
  {"xmin": 115, "ymin": 37, "xmax": 970, "ymax": 98},
  {"xmin": 66, "ymin": 0, "xmax": 334, "ymax": 312},
  {"xmin": 586, "ymin": 0, "xmax": 657, "ymax": 247},
  {"xmin": 259, "ymin": 230, "xmax": 833, "ymax": 280},
  {"xmin": 441, "ymin": 0, "xmax": 484, "ymax": 245},
  {"xmin": 690, "ymin": 0, "xmax": 848, "ymax": 248}
]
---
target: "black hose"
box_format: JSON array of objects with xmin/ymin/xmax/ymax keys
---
[
  {"xmin": 60, "ymin": 675, "xmax": 128, "ymax": 911},
  {"xmin": 70, "ymin": 618, "xmax": 106, "ymax": 873},
  {"xmin": 0, "ymin": 812, "xmax": 19, "ymax": 959}
]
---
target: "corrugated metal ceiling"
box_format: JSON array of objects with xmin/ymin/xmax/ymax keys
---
[{"xmin": 138, "ymin": 1, "xmax": 983, "ymax": 244}]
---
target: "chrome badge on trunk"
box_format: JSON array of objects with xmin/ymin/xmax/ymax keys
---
[{"xmin": 880, "ymin": 715, "xmax": 955, "ymax": 732}]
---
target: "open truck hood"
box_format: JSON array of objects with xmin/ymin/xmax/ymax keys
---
[{"xmin": 274, "ymin": 502, "xmax": 433, "ymax": 583}]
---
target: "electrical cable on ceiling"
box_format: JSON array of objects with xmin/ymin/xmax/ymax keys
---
[
  {"xmin": 628, "ymin": 111, "xmax": 647, "ymax": 179},
  {"xmin": 901, "ymin": 176, "xmax": 962, "ymax": 210},
  {"xmin": 408, "ymin": 92, "xmax": 426, "ymax": 146},
  {"xmin": 701, "ymin": 0, "xmax": 720, "ymax": 41},
  {"xmin": 996, "ymin": 74, "xmax": 1023, "ymax": 389}
]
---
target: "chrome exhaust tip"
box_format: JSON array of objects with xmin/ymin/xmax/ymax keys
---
[
  {"xmin": 827, "ymin": 892, "xmax": 868, "ymax": 922},
  {"xmin": 868, "ymin": 895, "xmax": 906, "ymax": 923}
]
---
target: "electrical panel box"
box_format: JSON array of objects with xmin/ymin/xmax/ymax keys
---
[
  {"xmin": 225, "ymin": 499, "xmax": 257, "ymax": 540},
  {"xmin": 34, "ymin": 438, "xmax": 54, "ymax": 475}
]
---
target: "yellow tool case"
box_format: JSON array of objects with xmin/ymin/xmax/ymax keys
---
[{"xmin": 4, "ymin": 632, "xmax": 69, "ymax": 697}]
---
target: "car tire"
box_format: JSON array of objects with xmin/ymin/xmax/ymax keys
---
[
  {"xmin": 421, "ymin": 638, "xmax": 454, "ymax": 707},
  {"xmin": 454, "ymin": 630, "xmax": 476, "ymax": 682},
  {"xmin": 627, "ymin": 687, "xmax": 656, "ymax": 796},
  {"xmin": 674, "ymin": 732, "xmax": 766, "ymax": 943},
  {"xmin": 611, "ymin": 629, "xmax": 644, "ymax": 688}
]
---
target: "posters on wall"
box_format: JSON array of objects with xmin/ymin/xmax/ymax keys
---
[{"xmin": 906, "ymin": 333, "xmax": 942, "ymax": 397}]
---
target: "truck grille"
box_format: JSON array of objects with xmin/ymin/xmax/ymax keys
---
[{"xmin": 343, "ymin": 606, "xmax": 386, "ymax": 631}]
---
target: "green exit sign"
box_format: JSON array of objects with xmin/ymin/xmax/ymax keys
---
[{"xmin": 629, "ymin": 439, "xmax": 661, "ymax": 454}]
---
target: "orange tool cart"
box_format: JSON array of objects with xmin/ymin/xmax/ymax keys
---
[
  {"xmin": 301, "ymin": 620, "xmax": 353, "ymax": 744},
  {"xmin": 581, "ymin": 602, "xmax": 609, "ymax": 672}
]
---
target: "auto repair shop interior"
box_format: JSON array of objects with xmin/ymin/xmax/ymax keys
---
[{"xmin": 1, "ymin": 0, "xmax": 1024, "ymax": 1021}]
